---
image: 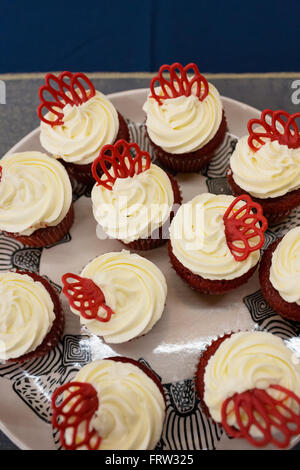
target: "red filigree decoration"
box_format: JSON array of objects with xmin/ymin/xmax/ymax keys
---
[
  {"xmin": 248, "ymin": 109, "xmax": 300, "ymax": 152},
  {"xmin": 37, "ymin": 71, "xmax": 96, "ymax": 127},
  {"xmin": 61, "ymin": 273, "xmax": 115, "ymax": 322},
  {"xmin": 150, "ymin": 62, "xmax": 209, "ymax": 105},
  {"xmin": 223, "ymin": 194, "xmax": 268, "ymax": 262},
  {"xmin": 92, "ymin": 139, "xmax": 151, "ymax": 190},
  {"xmin": 221, "ymin": 385, "xmax": 300, "ymax": 449},
  {"xmin": 52, "ymin": 381, "xmax": 101, "ymax": 450}
]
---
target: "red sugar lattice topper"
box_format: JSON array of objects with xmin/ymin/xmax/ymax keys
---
[
  {"xmin": 248, "ymin": 109, "xmax": 300, "ymax": 152},
  {"xmin": 223, "ymin": 195, "xmax": 268, "ymax": 262},
  {"xmin": 92, "ymin": 139, "xmax": 151, "ymax": 190},
  {"xmin": 37, "ymin": 71, "xmax": 96, "ymax": 127},
  {"xmin": 150, "ymin": 62, "xmax": 209, "ymax": 106},
  {"xmin": 52, "ymin": 381, "xmax": 101, "ymax": 450},
  {"xmin": 221, "ymin": 384, "xmax": 300, "ymax": 449},
  {"xmin": 61, "ymin": 273, "xmax": 115, "ymax": 322}
]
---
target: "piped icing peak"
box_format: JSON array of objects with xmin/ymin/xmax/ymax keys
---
[
  {"xmin": 39, "ymin": 89, "xmax": 119, "ymax": 166},
  {"xmin": 37, "ymin": 71, "xmax": 96, "ymax": 127},
  {"xmin": 92, "ymin": 139, "xmax": 151, "ymax": 190},
  {"xmin": 144, "ymin": 69, "xmax": 223, "ymax": 155},
  {"xmin": 248, "ymin": 109, "xmax": 300, "ymax": 152},
  {"xmin": 91, "ymin": 154, "xmax": 174, "ymax": 243},
  {"xmin": 230, "ymin": 112, "xmax": 300, "ymax": 199},
  {"xmin": 169, "ymin": 193, "xmax": 261, "ymax": 280},
  {"xmin": 150, "ymin": 62, "xmax": 209, "ymax": 105},
  {"xmin": 0, "ymin": 271, "xmax": 55, "ymax": 360},
  {"xmin": 0, "ymin": 151, "xmax": 72, "ymax": 236}
]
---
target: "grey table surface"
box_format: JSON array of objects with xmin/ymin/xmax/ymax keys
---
[{"xmin": 0, "ymin": 73, "xmax": 300, "ymax": 450}]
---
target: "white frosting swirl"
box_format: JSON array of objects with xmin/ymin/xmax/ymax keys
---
[
  {"xmin": 230, "ymin": 135, "xmax": 300, "ymax": 199},
  {"xmin": 40, "ymin": 91, "xmax": 119, "ymax": 165},
  {"xmin": 71, "ymin": 250, "xmax": 167, "ymax": 343},
  {"xmin": 143, "ymin": 82, "xmax": 223, "ymax": 154},
  {"xmin": 270, "ymin": 227, "xmax": 300, "ymax": 305},
  {"xmin": 0, "ymin": 272, "xmax": 55, "ymax": 360},
  {"xmin": 91, "ymin": 163, "xmax": 174, "ymax": 243},
  {"xmin": 204, "ymin": 331, "xmax": 300, "ymax": 427},
  {"xmin": 169, "ymin": 193, "xmax": 260, "ymax": 280},
  {"xmin": 0, "ymin": 152, "xmax": 72, "ymax": 235},
  {"xmin": 69, "ymin": 359, "xmax": 165, "ymax": 450}
]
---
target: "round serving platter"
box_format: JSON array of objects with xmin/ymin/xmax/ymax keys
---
[{"xmin": 1, "ymin": 89, "xmax": 300, "ymax": 450}]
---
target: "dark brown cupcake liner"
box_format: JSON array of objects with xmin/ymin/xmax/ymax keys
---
[
  {"xmin": 3, "ymin": 203, "xmax": 74, "ymax": 248},
  {"xmin": 168, "ymin": 241, "xmax": 258, "ymax": 295},
  {"xmin": 145, "ymin": 111, "xmax": 227, "ymax": 173},
  {"xmin": 227, "ymin": 167, "xmax": 300, "ymax": 225},
  {"xmin": 259, "ymin": 239, "xmax": 300, "ymax": 321},
  {"xmin": 61, "ymin": 112, "xmax": 130, "ymax": 187},
  {"xmin": 119, "ymin": 173, "xmax": 182, "ymax": 251},
  {"xmin": 7, "ymin": 271, "xmax": 65, "ymax": 364}
]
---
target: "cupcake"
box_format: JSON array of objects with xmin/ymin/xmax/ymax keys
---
[
  {"xmin": 195, "ymin": 331, "xmax": 300, "ymax": 449},
  {"xmin": 0, "ymin": 151, "xmax": 74, "ymax": 247},
  {"xmin": 38, "ymin": 71, "xmax": 130, "ymax": 186},
  {"xmin": 169, "ymin": 193, "xmax": 267, "ymax": 294},
  {"xmin": 61, "ymin": 250, "xmax": 167, "ymax": 343},
  {"xmin": 0, "ymin": 271, "xmax": 64, "ymax": 363},
  {"xmin": 51, "ymin": 357, "xmax": 166, "ymax": 450},
  {"xmin": 91, "ymin": 139, "xmax": 182, "ymax": 250},
  {"xmin": 259, "ymin": 227, "xmax": 300, "ymax": 321},
  {"xmin": 143, "ymin": 62, "xmax": 227, "ymax": 173},
  {"xmin": 228, "ymin": 109, "xmax": 300, "ymax": 225}
]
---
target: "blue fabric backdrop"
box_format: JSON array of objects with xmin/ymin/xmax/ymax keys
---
[{"xmin": 1, "ymin": 0, "xmax": 300, "ymax": 73}]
